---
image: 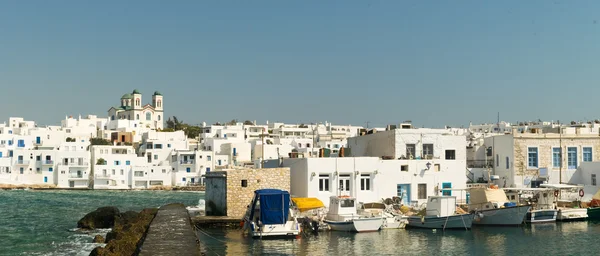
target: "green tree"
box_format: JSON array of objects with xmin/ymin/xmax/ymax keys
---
[
  {"xmin": 243, "ymin": 120, "xmax": 254, "ymax": 125},
  {"xmin": 96, "ymin": 158, "xmax": 107, "ymax": 165},
  {"xmin": 90, "ymin": 138, "xmax": 111, "ymax": 145}
]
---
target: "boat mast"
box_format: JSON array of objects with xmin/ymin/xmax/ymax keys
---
[{"xmin": 559, "ymin": 127, "xmax": 562, "ymax": 184}]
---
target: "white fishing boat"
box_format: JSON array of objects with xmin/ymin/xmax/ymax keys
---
[
  {"xmin": 324, "ymin": 196, "xmax": 383, "ymax": 232},
  {"xmin": 291, "ymin": 197, "xmax": 328, "ymax": 233},
  {"xmin": 468, "ymin": 187, "xmax": 531, "ymax": 226},
  {"xmin": 242, "ymin": 189, "xmax": 300, "ymax": 238},
  {"xmin": 406, "ymin": 196, "xmax": 473, "ymax": 230},
  {"xmin": 540, "ymin": 184, "xmax": 587, "ymax": 221},
  {"xmin": 361, "ymin": 201, "xmax": 407, "ymax": 229},
  {"xmin": 504, "ymin": 188, "xmax": 558, "ymax": 223}
]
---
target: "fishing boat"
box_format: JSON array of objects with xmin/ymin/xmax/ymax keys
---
[
  {"xmin": 242, "ymin": 189, "xmax": 300, "ymax": 238},
  {"xmin": 539, "ymin": 184, "xmax": 587, "ymax": 221},
  {"xmin": 587, "ymin": 188, "xmax": 600, "ymax": 221},
  {"xmin": 323, "ymin": 195, "xmax": 383, "ymax": 232},
  {"xmin": 468, "ymin": 187, "xmax": 531, "ymax": 226},
  {"xmin": 406, "ymin": 196, "xmax": 473, "ymax": 230},
  {"xmin": 360, "ymin": 199, "xmax": 408, "ymax": 229},
  {"xmin": 504, "ymin": 188, "xmax": 557, "ymax": 223},
  {"xmin": 186, "ymin": 199, "xmax": 206, "ymax": 217}
]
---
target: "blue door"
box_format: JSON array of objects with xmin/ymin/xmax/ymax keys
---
[
  {"xmin": 44, "ymin": 177, "xmax": 48, "ymax": 183},
  {"xmin": 0, "ymin": 152, "xmax": 3, "ymax": 158},
  {"xmin": 233, "ymin": 148, "xmax": 237, "ymax": 156},
  {"xmin": 186, "ymin": 167, "xmax": 191, "ymax": 173},
  {"xmin": 397, "ymin": 184, "xmax": 411, "ymax": 205},
  {"xmin": 191, "ymin": 178, "xmax": 195, "ymax": 184},
  {"xmin": 206, "ymin": 167, "xmax": 210, "ymax": 173},
  {"xmin": 36, "ymin": 137, "xmax": 41, "ymax": 144}
]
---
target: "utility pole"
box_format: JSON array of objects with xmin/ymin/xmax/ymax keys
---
[{"xmin": 365, "ymin": 121, "xmax": 370, "ymax": 129}]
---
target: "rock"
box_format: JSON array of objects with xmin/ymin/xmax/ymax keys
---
[
  {"xmin": 93, "ymin": 235, "xmax": 105, "ymax": 243},
  {"xmin": 77, "ymin": 207, "xmax": 120, "ymax": 229},
  {"xmin": 89, "ymin": 247, "xmax": 105, "ymax": 256},
  {"xmin": 93, "ymin": 208, "xmax": 158, "ymax": 256}
]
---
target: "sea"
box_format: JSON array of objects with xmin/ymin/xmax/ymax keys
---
[{"xmin": 2, "ymin": 190, "xmax": 600, "ymax": 256}]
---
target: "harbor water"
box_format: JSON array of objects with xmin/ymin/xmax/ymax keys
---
[
  {"xmin": 0, "ymin": 189, "xmax": 201, "ymax": 256},
  {"xmin": 2, "ymin": 189, "xmax": 600, "ymax": 255}
]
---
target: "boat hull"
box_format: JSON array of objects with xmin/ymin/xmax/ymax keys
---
[
  {"xmin": 472, "ymin": 205, "xmax": 531, "ymax": 226},
  {"xmin": 245, "ymin": 221, "xmax": 300, "ymax": 238},
  {"xmin": 406, "ymin": 214, "xmax": 473, "ymax": 230},
  {"xmin": 588, "ymin": 207, "xmax": 600, "ymax": 221},
  {"xmin": 324, "ymin": 217, "xmax": 382, "ymax": 232},
  {"xmin": 525, "ymin": 209, "xmax": 557, "ymax": 223},
  {"xmin": 382, "ymin": 216, "xmax": 407, "ymax": 229},
  {"xmin": 557, "ymin": 208, "xmax": 588, "ymax": 221}
]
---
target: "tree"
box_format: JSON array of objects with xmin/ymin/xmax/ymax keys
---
[
  {"xmin": 243, "ymin": 120, "xmax": 254, "ymax": 125},
  {"xmin": 96, "ymin": 158, "xmax": 107, "ymax": 165},
  {"xmin": 227, "ymin": 119, "xmax": 237, "ymax": 125},
  {"xmin": 90, "ymin": 138, "xmax": 111, "ymax": 145}
]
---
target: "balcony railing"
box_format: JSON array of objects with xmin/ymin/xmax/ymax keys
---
[
  {"xmin": 16, "ymin": 160, "xmax": 30, "ymax": 165},
  {"xmin": 180, "ymin": 160, "xmax": 195, "ymax": 165},
  {"xmin": 43, "ymin": 160, "xmax": 54, "ymax": 165},
  {"xmin": 69, "ymin": 174, "xmax": 85, "ymax": 179},
  {"xmin": 467, "ymin": 160, "xmax": 494, "ymax": 168},
  {"xmin": 95, "ymin": 174, "xmax": 112, "ymax": 178}
]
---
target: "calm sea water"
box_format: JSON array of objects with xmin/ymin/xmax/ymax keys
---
[
  {"xmin": 197, "ymin": 221, "xmax": 600, "ymax": 256},
  {"xmin": 3, "ymin": 190, "xmax": 599, "ymax": 256},
  {"xmin": 0, "ymin": 190, "xmax": 202, "ymax": 256}
]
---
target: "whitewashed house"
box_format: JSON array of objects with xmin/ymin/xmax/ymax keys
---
[{"xmin": 91, "ymin": 145, "xmax": 141, "ymax": 189}]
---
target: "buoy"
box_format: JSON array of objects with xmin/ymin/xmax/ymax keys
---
[
  {"xmin": 579, "ymin": 189, "xmax": 585, "ymax": 197},
  {"xmin": 554, "ymin": 190, "xmax": 559, "ymax": 197}
]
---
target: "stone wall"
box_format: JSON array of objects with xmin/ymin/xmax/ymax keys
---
[{"xmin": 225, "ymin": 167, "xmax": 291, "ymax": 218}]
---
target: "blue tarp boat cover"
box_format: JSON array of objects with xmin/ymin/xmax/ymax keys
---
[{"xmin": 252, "ymin": 189, "xmax": 290, "ymax": 225}]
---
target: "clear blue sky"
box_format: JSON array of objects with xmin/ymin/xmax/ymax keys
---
[{"xmin": 1, "ymin": 0, "xmax": 600, "ymax": 128}]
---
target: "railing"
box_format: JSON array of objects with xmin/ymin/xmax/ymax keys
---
[
  {"xmin": 180, "ymin": 160, "xmax": 195, "ymax": 165},
  {"xmin": 16, "ymin": 160, "xmax": 29, "ymax": 165},
  {"xmin": 69, "ymin": 174, "xmax": 85, "ymax": 179},
  {"xmin": 95, "ymin": 174, "xmax": 111, "ymax": 178},
  {"xmin": 43, "ymin": 160, "xmax": 54, "ymax": 165},
  {"xmin": 467, "ymin": 160, "xmax": 494, "ymax": 168}
]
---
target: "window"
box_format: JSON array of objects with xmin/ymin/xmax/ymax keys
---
[
  {"xmin": 20, "ymin": 168, "xmax": 23, "ymax": 174},
  {"xmin": 496, "ymin": 154, "xmax": 499, "ymax": 167},
  {"xmin": 418, "ymin": 184, "xmax": 427, "ymax": 199},
  {"xmin": 162, "ymin": 169, "xmax": 166, "ymax": 173},
  {"xmin": 146, "ymin": 112, "xmax": 151, "ymax": 121},
  {"xmin": 206, "ymin": 167, "xmax": 211, "ymax": 173},
  {"xmin": 528, "ymin": 147, "xmax": 538, "ymax": 168},
  {"xmin": 241, "ymin": 179, "xmax": 248, "ymax": 187},
  {"xmin": 506, "ymin": 156, "xmax": 509, "ymax": 169},
  {"xmin": 154, "ymin": 155, "xmax": 158, "ymax": 160},
  {"xmin": 158, "ymin": 115, "xmax": 161, "ymax": 121},
  {"xmin": 360, "ymin": 174, "xmax": 371, "ymax": 191},
  {"xmin": 207, "ymin": 156, "xmax": 211, "ymax": 161},
  {"xmin": 584, "ymin": 147, "xmax": 593, "ymax": 162},
  {"xmin": 36, "ymin": 155, "xmax": 41, "ymax": 161},
  {"xmin": 126, "ymin": 161, "xmax": 131, "ymax": 166},
  {"xmin": 486, "ymin": 147, "xmax": 492, "ymax": 157},
  {"xmin": 593, "ymin": 174, "xmax": 597, "ymax": 186},
  {"xmin": 114, "ymin": 161, "xmax": 120, "ymax": 165},
  {"xmin": 406, "ymin": 144, "xmax": 415, "ymax": 158},
  {"xmin": 553, "ymin": 148, "xmax": 561, "ymax": 168},
  {"xmin": 182, "ymin": 177, "xmax": 186, "ymax": 182},
  {"xmin": 167, "ymin": 144, "xmax": 171, "ymax": 148},
  {"xmin": 48, "ymin": 167, "xmax": 53, "ymax": 172},
  {"xmin": 445, "ymin": 150, "xmax": 455, "ymax": 160},
  {"xmin": 155, "ymin": 144, "xmax": 162, "ymax": 149},
  {"xmin": 318, "ymin": 174, "xmax": 330, "ymax": 191},
  {"xmin": 112, "ymin": 169, "xmax": 116, "ymax": 175},
  {"xmin": 568, "ymin": 147, "xmax": 578, "ymax": 169},
  {"xmin": 136, "ymin": 114, "xmax": 139, "ymax": 120},
  {"xmin": 423, "ymin": 144, "xmax": 433, "ymax": 158},
  {"xmin": 401, "ymin": 165, "xmax": 408, "ymax": 172},
  {"xmin": 186, "ymin": 167, "xmax": 191, "ymax": 173},
  {"xmin": 120, "ymin": 169, "xmax": 124, "ymax": 175},
  {"xmin": 442, "ymin": 182, "xmax": 452, "ymax": 196},
  {"xmin": 17, "ymin": 140, "xmax": 25, "ymax": 148},
  {"xmin": 340, "ymin": 199, "xmax": 355, "ymax": 208}
]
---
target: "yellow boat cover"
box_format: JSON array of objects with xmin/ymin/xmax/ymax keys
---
[{"xmin": 292, "ymin": 197, "xmax": 325, "ymax": 212}]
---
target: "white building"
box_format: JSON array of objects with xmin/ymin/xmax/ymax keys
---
[
  {"xmin": 91, "ymin": 145, "xmax": 142, "ymax": 189},
  {"xmin": 283, "ymin": 157, "xmax": 468, "ymax": 208}
]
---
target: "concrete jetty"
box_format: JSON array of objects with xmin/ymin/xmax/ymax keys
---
[{"xmin": 138, "ymin": 203, "xmax": 200, "ymax": 256}]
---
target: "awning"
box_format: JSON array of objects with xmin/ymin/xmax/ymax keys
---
[{"xmin": 292, "ymin": 197, "xmax": 325, "ymax": 212}]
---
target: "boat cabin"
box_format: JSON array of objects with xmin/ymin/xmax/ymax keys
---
[
  {"xmin": 247, "ymin": 189, "xmax": 292, "ymax": 226},
  {"xmin": 328, "ymin": 196, "xmax": 358, "ymax": 216},
  {"xmin": 503, "ymin": 188, "xmax": 555, "ymax": 210},
  {"xmin": 426, "ymin": 196, "xmax": 457, "ymax": 217}
]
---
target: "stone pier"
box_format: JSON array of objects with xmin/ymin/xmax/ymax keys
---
[{"xmin": 138, "ymin": 203, "xmax": 200, "ymax": 256}]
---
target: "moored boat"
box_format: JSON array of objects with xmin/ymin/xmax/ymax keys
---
[
  {"xmin": 468, "ymin": 187, "xmax": 531, "ymax": 226},
  {"xmin": 242, "ymin": 189, "xmax": 300, "ymax": 238},
  {"xmin": 504, "ymin": 188, "xmax": 557, "ymax": 223},
  {"xmin": 324, "ymin": 196, "xmax": 383, "ymax": 232},
  {"xmin": 586, "ymin": 188, "xmax": 600, "ymax": 221},
  {"xmin": 406, "ymin": 196, "xmax": 473, "ymax": 230},
  {"xmin": 540, "ymin": 184, "xmax": 587, "ymax": 221}
]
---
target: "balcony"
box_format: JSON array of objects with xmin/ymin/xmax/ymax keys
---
[
  {"xmin": 467, "ymin": 160, "xmax": 494, "ymax": 168},
  {"xmin": 69, "ymin": 174, "xmax": 87, "ymax": 179},
  {"xmin": 180, "ymin": 160, "xmax": 195, "ymax": 165},
  {"xmin": 62, "ymin": 162, "xmax": 89, "ymax": 167},
  {"xmin": 42, "ymin": 160, "xmax": 54, "ymax": 165},
  {"xmin": 16, "ymin": 160, "xmax": 30, "ymax": 165},
  {"xmin": 95, "ymin": 174, "xmax": 112, "ymax": 179}
]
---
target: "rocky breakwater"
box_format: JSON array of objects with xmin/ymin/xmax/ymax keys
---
[{"xmin": 77, "ymin": 206, "xmax": 158, "ymax": 256}]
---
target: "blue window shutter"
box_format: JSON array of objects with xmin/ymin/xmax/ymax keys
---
[
  {"xmin": 206, "ymin": 167, "xmax": 210, "ymax": 173},
  {"xmin": 186, "ymin": 167, "xmax": 191, "ymax": 173},
  {"xmin": 49, "ymin": 168, "xmax": 53, "ymax": 172}
]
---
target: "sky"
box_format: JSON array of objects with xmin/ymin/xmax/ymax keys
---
[{"xmin": 1, "ymin": 0, "xmax": 600, "ymax": 128}]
